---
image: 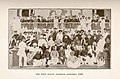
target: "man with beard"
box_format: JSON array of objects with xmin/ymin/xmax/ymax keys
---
[{"xmin": 63, "ymin": 32, "xmax": 71, "ymax": 45}]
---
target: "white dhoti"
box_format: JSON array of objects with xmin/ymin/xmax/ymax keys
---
[
  {"xmin": 97, "ymin": 60, "xmax": 105, "ymax": 67},
  {"xmin": 86, "ymin": 57, "xmax": 96, "ymax": 65},
  {"xmin": 17, "ymin": 52, "xmax": 27, "ymax": 66},
  {"xmin": 49, "ymin": 57, "xmax": 59, "ymax": 65},
  {"xmin": 33, "ymin": 59, "xmax": 46, "ymax": 66},
  {"xmin": 66, "ymin": 59, "xmax": 81, "ymax": 68}
]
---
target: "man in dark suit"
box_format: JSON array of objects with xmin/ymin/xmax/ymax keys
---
[
  {"xmin": 12, "ymin": 30, "xmax": 19, "ymax": 41},
  {"xmin": 30, "ymin": 35, "xmax": 38, "ymax": 47},
  {"xmin": 52, "ymin": 28, "xmax": 57, "ymax": 41},
  {"xmin": 75, "ymin": 31, "xmax": 82, "ymax": 41},
  {"xmin": 96, "ymin": 30, "xmax": 102, "ymax": 43}
]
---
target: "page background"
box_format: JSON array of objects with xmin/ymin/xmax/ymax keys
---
[{"xmin": 0, "ymin": 0, "xmax": 120, "ymax": 79}]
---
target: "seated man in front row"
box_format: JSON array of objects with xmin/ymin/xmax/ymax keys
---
[{"xmin": 27, "ymin": 43, "xmax": 45, "ymax": 66}]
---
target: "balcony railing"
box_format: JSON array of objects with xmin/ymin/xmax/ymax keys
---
[{"xmin": 21, "ymin": 22, "xmax": 110, "ymax": 30}]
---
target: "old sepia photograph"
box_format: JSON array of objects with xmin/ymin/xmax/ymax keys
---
[{"xmin": 8, "ymin": 8, "xmax": 111, "ymax": 69}]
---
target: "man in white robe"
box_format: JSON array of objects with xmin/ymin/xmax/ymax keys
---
[
  {"xmin": 66, "ymin": 51, "xmax": 81, "ymax": 68},
  {"xmin": 65, "ymin": 45, "xmax": 72, "ymax": 59},
  {"xmin": 96, "ymin": 35, "xmax": 104, "ymax": 54},
  {"xmin": 56, "ymin": 30, "xmax": 63, "ymax": 42},
  {"xmin": 17, "ymin": 38, "xmax": 27, "ymax": 67}
]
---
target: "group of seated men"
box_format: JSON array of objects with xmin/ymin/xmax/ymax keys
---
[{"xmin": 9, "ymin": 26, "xmax": 110, "ymax": 68}]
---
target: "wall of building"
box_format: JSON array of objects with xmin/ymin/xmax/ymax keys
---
[
  {"xmin": 8, "ymin": 9, "xmax": 17, "ymax": 42},
  {"xmin": 34, "ymin": 10, "xmax": 50, "ymax": 18},
  {"xmin": 104, "ymin": 9, "xmax": 111, "ymax": 19},
  {"xmin": 8, "ymin": 9, "xmax": 17, "ymax": 24},
  {"xmin": 82, "ymin": 9, "xmax": 92, "ymax": 18}
]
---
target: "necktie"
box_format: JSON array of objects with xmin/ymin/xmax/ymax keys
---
[
  {"xmin": 94, "ymin": 46, "xmax": 96, "ymax": 50},
  {"xmin": 82, "ymin": 39, "xmax": 84, "ymax": 45}
]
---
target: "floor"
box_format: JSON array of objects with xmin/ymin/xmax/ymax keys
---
[
  {"xmin": 9, "ymin": 64, "xmax": 110, "ymax": 69},
  {"xmin": 8, "ymin": 53, "xmax": 110, "ymax": 69}
]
